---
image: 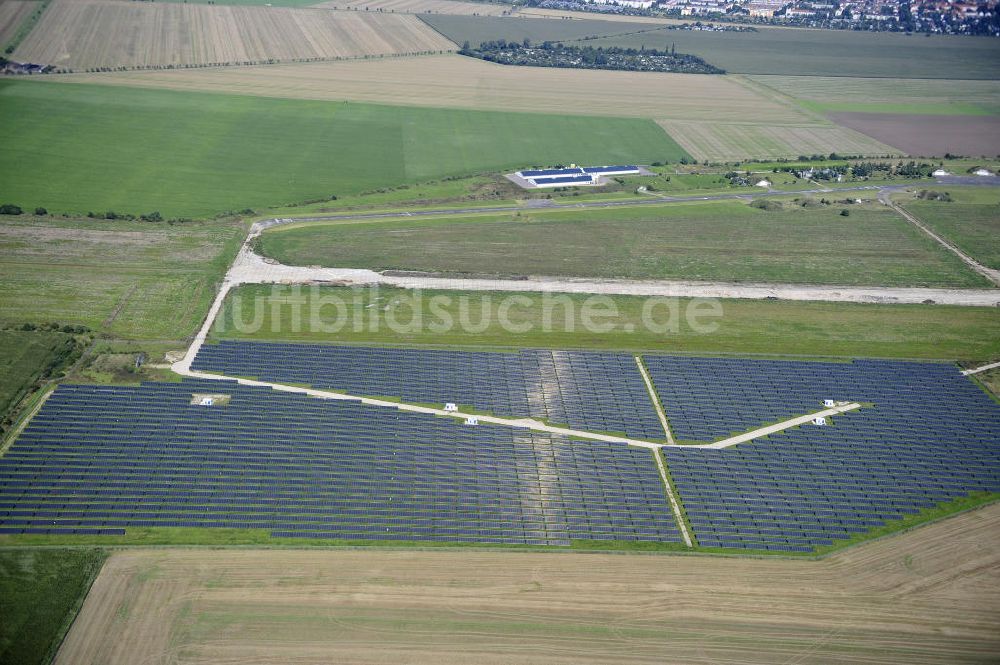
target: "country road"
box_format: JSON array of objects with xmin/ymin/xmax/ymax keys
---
[{"xmin": 232, "ymin": 239, "xmax": 1000, "ymax": 307}]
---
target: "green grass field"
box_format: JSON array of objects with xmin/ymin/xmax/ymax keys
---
[
  {"xmin": 900, "ymin": 188, "xmax": 1000, "ymax": 270},
  {"xmin": 0, "ymin": 80, "xmax": 687, "ymax": 218},
  {"xmin": 749, "ymin": 76, "xmax": 1000, "ymax": 116},
  {"xmin": 0, "ymin": 329, "xmax": 78, "ymax": 431},
  {"xmin": 423, "ymin": 16, "xmax": 1000, "ymax": 78},
  {"xmin": 257, "ymin": 200, "xmax": 988, "ymax": 287},
  {"xmin": 0, "ymin": 214, "xmax": 245, "ymax": 340},
  {"xmin": 213, "ymin": 284, "xmax": 1000, "ymax": 360},
  {"xmin": 0, "ymin": 548, "xmax": 108, "ymax": 665}
]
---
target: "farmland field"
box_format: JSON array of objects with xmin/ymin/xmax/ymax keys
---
[
  {"xmin": 563, "ymin": 22, "xmax": 1000, "ymax": 79},
  {"xmin": 317, "ymin": 0, "xmax": 512, "ymax": 15},
  {"xmin": 750, "ymin": 75, "xmax": 1000, "ymax": 116},
  {"xmin": 0, "ymin": 0, "xmax": 37, "ymax": 46},
  {"xmin": 900, "ymin": 188, "xmax": 1000, "ymax": 270},
  {"xmin": 419, "ymin": 13, "xmax": 667, "ymax": 45},
  {"xmin": 0, "ymin": 548, "xmax": 107, "ymax": 665},
  {"xmin": 0, "ymin": 79, "xmax": 685, "ymax": 216},
  {"xmin": 257, "ymin": 201, "xmax": 986, "ymax": 287},
  {"xmin": 422, "ymin": 15, "xmax": 1000, "ymax": 79},
  {"xmin": 158, "ymin": 0, "xmax": 321, "ymax": 5},
  {"xmin": 49, "ymin": 53, "xmax": 906, "ymax": 159},
  {"xmin": 53, "ymin": 505, "xmax": 1000, "ymax": 664},
  {"xmin": 0, "ymin": 329, "xmax": 77, "ymax": 429},
  {"xmin": 54, "ymin": 53, "xmax": 813, "ymax": 123},
  {"xmin": 828, "ymin": 112, "xmax": 1000, "ymax": 158},
  {"xmin": 215, "ymin": 284, "xmax": 1000, "ymax": 360},
  {"xmin": 657, "ymin": 119, "xmax": 897, "ymax": 161},
  {"xmin": 0, "ymin": 214, "xmax": 244, "ymax": 339},
  {"xmin": 513, "ymin": 7, "xmax": 686, "ymax": 24},
  {"xmin": 13, "ymin": 0, "xmax": 454, "ymax": 70}
]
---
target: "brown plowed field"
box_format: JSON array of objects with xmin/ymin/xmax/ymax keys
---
[
  {"xmin": 829, "ymin": 112, "xmax": 1000, "ymax": 158},
  {"xmin": 55, "ymin": 504, "xmax": 1000, "ymax": 664},
  {"xmin": 13, "ymin": 0, "xmax": 454, "ymax": 70}
]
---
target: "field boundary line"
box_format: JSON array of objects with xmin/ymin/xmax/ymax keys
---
[
  {"xmin": 635, "ymin": 355, "xmax": 674, "ymax": 444},
  {"xmin": 652, "ymin": 449, "xmax": 692, "ymax": 547}
]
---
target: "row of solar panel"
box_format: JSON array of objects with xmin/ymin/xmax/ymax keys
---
[
  {"xmin": 192, "ymin": 343, "xmax": 665, "ymax": 439},
  {"xmin": 0, "ymin": 378, "xmax": 683, "ymax": 547}
]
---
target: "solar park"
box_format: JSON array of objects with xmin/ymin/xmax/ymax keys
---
[{"xmin": 1, "ymin": 341, "xmax": 998, "ymax": 553}]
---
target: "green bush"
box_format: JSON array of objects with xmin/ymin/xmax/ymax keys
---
[{"xmin": 749, "ymin": 199, "xmax": 782, "ymax": 212}]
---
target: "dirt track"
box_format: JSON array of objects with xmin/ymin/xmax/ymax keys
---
[{"xmin": 56, "ymin": 503, "xmax": 1000, "ymax": 664}]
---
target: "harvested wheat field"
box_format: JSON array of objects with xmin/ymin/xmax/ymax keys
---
[
  {"xmin": 0, "ymin": 0, "xmax": 37, "ymax": 45},
  {"xmin": 13, "ymin": 0, "xmax": 454, "ymax": 70},
  {"xmin": 658, "ymin": 119, "xmax": 899, "ymax": 161},
  {"xmin": 56, "ymin": 54, "xmax": 809, "ymax": 123},
  {"xmin": 317, "ymin": 0, "xmax": 511, "ymax": 15},
  {"xmin": 56, "ymin": 505, "xmax": 1000, "ymax": 664}
]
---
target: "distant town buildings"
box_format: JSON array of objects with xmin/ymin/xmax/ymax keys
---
[{"xmin": 534, "ymin": 0, "xmax": 999, "ymax": 34}]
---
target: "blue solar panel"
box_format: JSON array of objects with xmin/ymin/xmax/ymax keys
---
[
  {"xmin": 193, "ymin": 342, "xmax": 665, "ymax": 440},
  {"xmin": 0, "ymin": 378, "xmax": 682, "ymax": 547},
  {"xmin": 654, "ymin": 357, "xmax": 1000, "ymax": 550},
  {"xmin": 519, "ymin": 168, "xmax": 584, "ymax": 177},
  {"xmin": 531, "ymin": 175, "xmax": 594, "ymax": 185}
]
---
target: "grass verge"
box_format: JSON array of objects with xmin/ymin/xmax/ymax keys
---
[{"xmin": 213, "ymin": 284, "xmax": 1000, "ymax": 361}]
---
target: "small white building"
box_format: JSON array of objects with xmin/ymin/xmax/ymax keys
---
[
  {"xmin": 974, "ymin": 168, "xmax": 993, "ymax": 176},
  {"xmin": 755, "ymin": 179, "xmax": 771, "ymax": 188},
  {"xmin": 932, "ymin": 168, "xmax": 950, "ymax": 177}
]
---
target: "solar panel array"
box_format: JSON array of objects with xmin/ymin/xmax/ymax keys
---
[
  {"xmin": 646, "ymin": 356, "xmax": 860, "ymax": 441},
  {"xmin": 519, "ymin": 167, "xmax": 584, "ymax": 177},
  {"xmin": 0, "ymin": 379, "xmax": 682, "ymax": 545},
  {"xmin": 194, "ymin": 341, "xmax": 666, "ymax": 440},
  {"xmin": 3, "ymin": 347, "xmax": 997, "ymax": 554},
  {"xmin": 531, "ymin": 174, "xmax": 595, "ymax": 185},
  {"xmin": 659, "ymin": 358, "xmax": 1000, "ymax": 551}
]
